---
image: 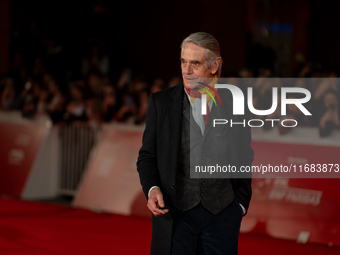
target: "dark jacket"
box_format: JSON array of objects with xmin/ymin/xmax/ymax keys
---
[{"xmin": 137, "ymin": 83, "xmax": 254, "ymax": 255}]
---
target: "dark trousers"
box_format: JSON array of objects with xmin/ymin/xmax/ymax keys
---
[{"xmin": 171, "ymin": 199, "xmax": 243, "ymax": 255}]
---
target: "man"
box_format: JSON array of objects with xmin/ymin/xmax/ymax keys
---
[{"xmin": 137, "ymin": 32, "xmax": 254, "ymax": 255}]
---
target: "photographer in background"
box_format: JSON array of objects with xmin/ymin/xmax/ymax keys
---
[
  {"xmin": 0, "ymin": 77, "xmax": 17, "ymax": 111},
  {"xmin": 14, "ymin": 79, "xmax": 38, "ymax": 118},
  {"xmin": 101, "ymin": 83, "xmax": 117, "ymax": 122},
  {"xmin": 319, "ymin": 89, "xmax": 340, "ymax": 137}
]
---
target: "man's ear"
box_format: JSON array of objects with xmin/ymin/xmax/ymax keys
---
[{"xmin": 211, "ymin": 58, "xmax": 221, "ymax": 75}]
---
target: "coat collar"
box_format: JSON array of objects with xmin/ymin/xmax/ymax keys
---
[{"xmin": 167, "ymin": 83, "xmax": 184, "ymax": 138}]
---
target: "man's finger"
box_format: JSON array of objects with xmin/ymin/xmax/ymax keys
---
[
  {"xmin": 148, "ymin": 207, "xmax": 167, "ymax": 217},
  {"xmin": 152, "ymin": 208, "xmax": 169, "ymax": 217},
  {"xmin": 147, "ymin": 203, "xmax": 160, "ymax": 216},
  {"xmin": 148, "ymin": 202, "xmax": 167, "ymax": 214},
  {"xmin": 156, "ymin": 194, "xmax": 165, "ymax": 208},
  {"xmin": 147, "ymin": 200, "xmax": 169, "ymax": 216}
]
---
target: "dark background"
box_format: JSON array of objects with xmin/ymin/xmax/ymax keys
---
[{"xmin": 1, "ymin": 0, "xmax": 340, "ymax": 81}]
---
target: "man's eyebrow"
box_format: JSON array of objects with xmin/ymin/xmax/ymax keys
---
[
  {"xmin": 180, "ymin": 58, "xmax": 201, "ymax": 64},
  {"xmin": 190, "ymin": 60, "xmax": 200, "ymax": 64}
]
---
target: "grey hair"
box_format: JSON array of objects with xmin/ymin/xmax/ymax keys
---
[{"xmin": 181, "ymin": 32, "xmax": 223, "ymax": 77}]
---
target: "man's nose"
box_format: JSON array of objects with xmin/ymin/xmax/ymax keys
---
[{"xmin": 183, "ymin": 64, "xmax": 193, "ymax": 74}]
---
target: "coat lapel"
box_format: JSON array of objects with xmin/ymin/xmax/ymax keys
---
[
  {"xmin": 221, "ymin": 88, "xmax": 239, "ymax": 159},
  {"xmin": 183, "ymin": 93, "xmax": 201, "ymax": 134},
  {"xmin": 204, "ymin": 98, "xmax": 223, "ymax": 136},
  {"xmin": 203, "ymin": 88, "xmax": 239, "ymax": 153}
]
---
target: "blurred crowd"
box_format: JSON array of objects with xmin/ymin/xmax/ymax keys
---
[
  {"xmin": 0, "ymin": 19, "xmax": 339, "ymax": 137},
  {"xmin": 1, "ymin": 61, "xmax": 339, "ymax": 137},
  {"xmin": 237, "ymin": 66, "xmax": 340, "ymax": 137},
  {"xmin": 0, "ymin": 64, "xmax": 181, "ymax": 127}
]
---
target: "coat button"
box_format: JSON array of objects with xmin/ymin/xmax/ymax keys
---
[{"xmin": 171, "ymin": 183, "xmax": 175, "ymax": 189}]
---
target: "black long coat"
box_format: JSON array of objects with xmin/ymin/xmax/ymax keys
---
[{"xmin": 137, "ymin": 83, "xmax": 254, "ymax": 255}]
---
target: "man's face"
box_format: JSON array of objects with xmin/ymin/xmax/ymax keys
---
[{"xmin": 181, "ymin": 42, "xmax": 217, "ymax": 89}]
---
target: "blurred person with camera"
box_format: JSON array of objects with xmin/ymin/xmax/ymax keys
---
[
  {"xmin": 64, "ymin": 82, "xmax": 88, "ymax": 122},
  {"xmin": 45, "ymin": 76, "xmax": 66, "ymax": 123},
  {"xmin": 0, "ymin": 77, "xmax": 17, "ymax": 111},
  {"xmin": 101, "ymin": 83, "xmax": 117, "ymax": 122},
  {"xmin": 319, "ymin": 90, "xmax": 340, "ymax": 137}
]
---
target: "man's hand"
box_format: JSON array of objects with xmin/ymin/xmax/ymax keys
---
[{"xmin": 147, "ymin": 188, "xmax": 169, "ymax": 217}]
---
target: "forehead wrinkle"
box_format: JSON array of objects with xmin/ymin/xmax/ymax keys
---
[
  {"xmin": 181, "ymin": 52, "xmax": 206, "ymax": 64},
  {"xmin": 181, "ymin": 43, "xmax": 207, "ymax": 61}
]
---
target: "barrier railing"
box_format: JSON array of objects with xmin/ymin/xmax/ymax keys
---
[{"xmin": 58, "ymin": 122, "xmax": 97, "ymax": 195}]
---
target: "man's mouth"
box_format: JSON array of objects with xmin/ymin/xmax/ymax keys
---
[{"xmin": 185, "ymin": 77, "xmax": 197, "ymax": 81}]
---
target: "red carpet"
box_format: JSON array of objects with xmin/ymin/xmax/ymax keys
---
[{"xmin": 0, "ymin": 196, "xmax": 339, "ymax": 255}]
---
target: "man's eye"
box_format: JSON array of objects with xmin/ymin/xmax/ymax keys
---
[{"xmin": 194, "ymin": 62, "xmax": 199, "ymax": 66}]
